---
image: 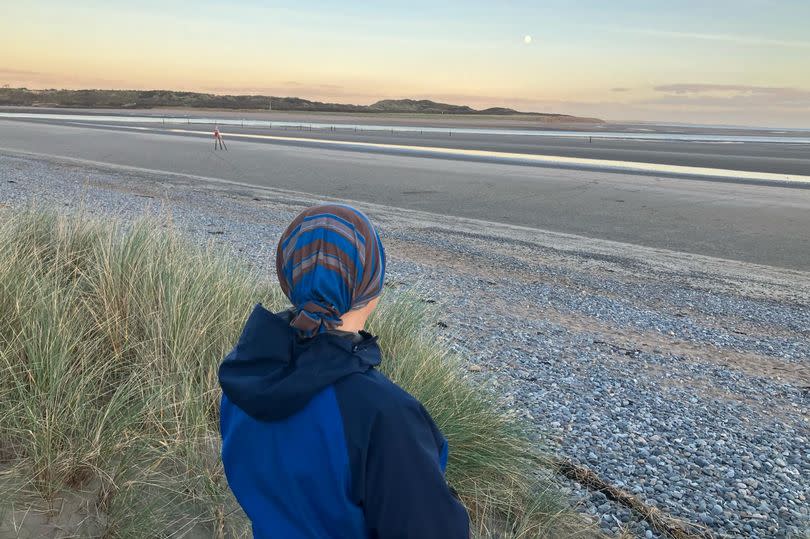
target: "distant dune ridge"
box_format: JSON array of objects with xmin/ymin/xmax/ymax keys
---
[{"xmin": 0, "ymin": 87, "xmax": 601, "ymax": 122}]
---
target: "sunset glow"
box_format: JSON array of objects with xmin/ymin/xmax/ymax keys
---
[{"xmin": 2, "ymin": 0, "xmax": 809, "ymax": 126}]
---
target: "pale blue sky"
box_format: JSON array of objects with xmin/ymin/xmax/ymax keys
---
[{"xmin": 2, "ymin": 0, "xmax": 809, "ymax": 125}]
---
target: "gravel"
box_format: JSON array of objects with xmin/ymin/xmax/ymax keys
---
[{"xmin": 2, "ymin": 151, "xmax": 809, "ymax": 538}]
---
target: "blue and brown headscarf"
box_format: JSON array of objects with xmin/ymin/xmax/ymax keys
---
[{"xmin": 276, "ymin": 204, "xmax": 386, "ymax": 336}]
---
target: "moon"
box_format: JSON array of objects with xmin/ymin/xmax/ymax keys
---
[{"xmin": 524, "ymin": 35, "xmax": 532, "ymax": 44}]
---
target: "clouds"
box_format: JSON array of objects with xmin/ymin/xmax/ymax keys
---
[
  {"xmin": 611, "ymin": 87, "xmax": 630, "ymax": 93},
  {"xmin": 0, "ymin": 68, "xmax": 43, "ymax": 76},
  {"xmin": 281, "ymin": 81, "xmax": 344, "ymax": 91},
  {"xmin": 0, "ymin": 68, "xmax": 128, "ymax": 89},
  {"xmin": 656, "ymin": 84, "xmax": 806, "ymax": 95},
  {"xmin": 651, "ymin": 84, "xmax": 810, "ymax": 108},
  {"xmin": 612, "ymin": 28, "xmax": 810, "ymax": 49}
]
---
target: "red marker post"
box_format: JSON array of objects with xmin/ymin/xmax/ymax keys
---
[{"xmin": 214, "ymin": 127, "xmax": 227, "ymax": 150}]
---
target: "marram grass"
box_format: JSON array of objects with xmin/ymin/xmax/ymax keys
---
[{"xmin": 0, "ymin": 209, "xmax": 595, "ymax": 538}]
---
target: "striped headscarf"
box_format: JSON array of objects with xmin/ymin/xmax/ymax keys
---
[{"xmin": 276, "ymin": 204, "xmax": 386, "ymax": 336}]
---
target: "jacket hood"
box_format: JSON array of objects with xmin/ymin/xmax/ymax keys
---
[{"xmin": 218, "ymin": 304, "xmax": 381, "ymax": 422}]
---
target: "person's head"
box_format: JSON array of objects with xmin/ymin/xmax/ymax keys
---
[{"xmin": 276, "ymin": 204, "xmax": 385, "ymax": 336}]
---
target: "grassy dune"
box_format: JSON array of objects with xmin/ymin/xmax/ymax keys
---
[
  {"xmin": 0, "ymin": 210, "xmax": 594, "ymax": 538},
  {"xmin": 0, "ymin": 88, "xmax": 601, "ymax": 121}
]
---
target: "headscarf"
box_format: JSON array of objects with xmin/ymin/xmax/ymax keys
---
[{"xmin": 276, "ymin": 204, "xmax": 386, "ymax": 336}]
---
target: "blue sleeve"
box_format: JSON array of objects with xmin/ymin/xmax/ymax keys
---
[{"xmin": 363, "ymin": 399, "xmax": 469, "ymax": 538}]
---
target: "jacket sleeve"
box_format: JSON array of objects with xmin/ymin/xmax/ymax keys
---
[{"xmin": 363, "ymin": 400, "xmax": 470, "ymax": 539}]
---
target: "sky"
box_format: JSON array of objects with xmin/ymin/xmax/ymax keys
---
[{"xmin": 2, "ymin": 0, "xmax": 810, "ymax": 127}]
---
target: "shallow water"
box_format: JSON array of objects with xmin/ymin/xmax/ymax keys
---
[{"xmin": 3, "ymin": 111, "xmax": 810, "ymax": 144}]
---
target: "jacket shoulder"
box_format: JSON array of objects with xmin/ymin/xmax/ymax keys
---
[
  {"xmin": 333, "ymin": 369, "xmax": 447, "ymax": 496},
  {"xmin": 336, "ymin": 368, "xmax": 423, "ymax": 415},
  {"xmin": 333, "ymin": 369, "xmax": 468, "ymax": 538}
]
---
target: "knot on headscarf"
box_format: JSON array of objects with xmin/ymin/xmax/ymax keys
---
[
  {"xmin": 288, "ymin": 301, "xmax": 343, "ymax": 335},
  {"xmin": 276, "ymin": 204, "xmax": 386, "ymax": 337}
]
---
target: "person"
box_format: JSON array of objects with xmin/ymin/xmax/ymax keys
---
[
  {"xmin": 218, "ymin": 204, "xmax": 470, "ymax": 539},
  {"xmin": 214, "ymin": 126, "xmax": 227, "ymax": 150}
]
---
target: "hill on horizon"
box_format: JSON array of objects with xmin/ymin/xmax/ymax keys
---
[{"xmin": 0, "ymin": 88, "xmax": 602, "ymax": 122}]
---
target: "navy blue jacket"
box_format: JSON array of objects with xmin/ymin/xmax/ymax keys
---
[{"xmin": 218, "ymin": 304, "xmax": 470, "ymax": 538}]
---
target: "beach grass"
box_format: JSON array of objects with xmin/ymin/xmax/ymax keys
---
[{"xmin": 0, "ymin": 209, "xmax": 595, "ymax": 538}]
